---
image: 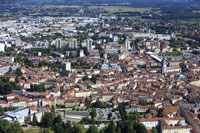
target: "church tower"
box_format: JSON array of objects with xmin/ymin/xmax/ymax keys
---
[{"xmin": 161, "ymin": 56, "xmax": 167, "ymax": 74}]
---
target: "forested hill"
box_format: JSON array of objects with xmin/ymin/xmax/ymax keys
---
[{"xmin": 0, "ymin": 0, "xmax": 197, "ymax": 5}]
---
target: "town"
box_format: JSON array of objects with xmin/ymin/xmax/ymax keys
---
[{"xmin": 0, "ymin": 2, "xmax": 200, "ymax": 133}]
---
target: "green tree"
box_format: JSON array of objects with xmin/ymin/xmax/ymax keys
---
[
  {"xmin": 82, "ymin": 76, "xmax": 89, "ymax": 81},
  {"xmin": 32, "ymin": 113, "xmax": 38, "ymax": 126},
  {"xmin": 0, "ymin": 120, "xmax": 10, "ymax": 133},
  {"xmin": 152, "ymin": 127, "xmax": 158, "ymax": 133},
  {"xmin": 24, "ymin": 120, "xmax": 28, "ymax": 127},
  {"xmin": 90, "ymin": 108, "xmax": 97, "ymax": 119},
  {"xmin": 53, "ymin": 123, "xmax": 64, "ymax": 133},
  {"xmin": 133, "ymin": 123, "xmax": 147, "ymax": 133},
  {"xmin": 87, "ymin": 125, "xmax": 98, "ymax": 133},
  {"xmin": 63, "ymin": 121, "xmax": 73, "ymax": 133},
  {"xmin": 105, "ymin": 121, "xmax": 116, "ymax": 133},
  {"xmin": 41, "ymin": 112, "xmax": 55, "ymax": 128},
  {"xmin": 53, "ymin": 115, "xmax": 62, "ymax": 124},
  {"xmin": 0, "ymin": 106, "xmax": 4, "ymax": 116},
  {"xmin": 74, "ymin": 124, "xmax": 86, "ymax": 133},
  {"xmin": 118, "ymin": 104, "xmax": 127, "ymax": 121},
  {"xmin": 108, "ymin": 113, "xmax": 112, "ymax": 120},
  {"xmin": 7, "ymin": 121, "xmax": 23, "ymax": 133}
]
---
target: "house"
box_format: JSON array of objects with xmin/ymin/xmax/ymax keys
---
[
  {"xmin": 139, "ymin": 117, "xmax": 192, "ymax": 133},
  {"xmin": 125, "ymin": 105, "xmax": 151, "ymax": 113}
]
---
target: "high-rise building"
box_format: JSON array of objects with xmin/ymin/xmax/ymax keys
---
[
  {"xmin": 56, "ymin": 38, "xmax": 62, "ymax": 48},
  {"xmin": 70, "ymin": 38, "xmax": 78, "ymax": 48},
  {"xmin": 86, "ymin": 39, "xmax": 93, "ymax": 51},
  {"xmin": 125, "ymin": 38, "xmax": 131, "ymax": 50},
  {"xmin": 65, "ymin": 62, "xmax": 71, "ymax": 71}
]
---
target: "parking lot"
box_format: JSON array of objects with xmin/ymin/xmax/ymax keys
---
[{"xmin": 96, "ymin": 108, "xmax": 121, "ymax": 122}]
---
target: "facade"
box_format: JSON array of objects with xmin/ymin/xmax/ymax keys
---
[
  {"xmin": 56, "ymin": 38, "xmax": 62, "ymax": 48},
  {"xmin": 80, "ymin": 50, "xmax": 85, "ymax": 57},
  {"xmin": 65, "ymin": 62, "xmax": 71, "ymax": 71},
  {"xmin": 86, "ymin": 39, "xmax": 93, "ymax": 51},
  {"xmin": 70, "ymin": 38, "xmax": 78, "ymax": 48},
  {"xmin": 0, "ymin": 42, "xmax": 5, "ymax": 52},
  {"xmin": 125, "ymin": 38, "xmax": 131, "ymax": 50}
]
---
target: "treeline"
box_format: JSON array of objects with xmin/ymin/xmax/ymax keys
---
[
  {"xmin": 0, "ymin": 106, "xmax": 16, "ymax": 116},
  {"xmin": 0, "ymin": 78, "xmax": 20, "ymax": 95},
  {"xmin": 0, "ymin": 120, "xmax": 23, "ymax": 133}
]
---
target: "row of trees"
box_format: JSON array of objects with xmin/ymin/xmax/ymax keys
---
[
  {"xmin": 0, "ymin": 106, "xmax": 16, "ymax": 116},
  {"xmin": 29, "ymin": 84, "xmax": 46, "ymax": 92},
  {"xmin": 0, "ymin": 120, "xmax": 23, "ymax": 133}
]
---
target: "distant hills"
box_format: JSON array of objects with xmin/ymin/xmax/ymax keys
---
[{"xmin": 0, "ymin": 0, "xmax": 198, "ymax": 5}]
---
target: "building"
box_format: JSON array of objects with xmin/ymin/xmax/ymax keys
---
[
  {"xmin": 125, "ymin": 38, "xmax": 131, "ymax": 50},
  {"xmin": 139, "ymin": 117, "xmax": 192, "ymax": 133},
  {"xmin": 161, "ymin": 57, "xmax": 181, "ymax": 74},
  {"xmin": 65, "ymin": 62, "xmax": 71, "ymax": 71},
  {"xmin": 125, "ymin": 105, "xmax": 150, "ymax": 113},
  {"xmin": 80, "ymin": 50, "xmax": 85, "ymax": 57},
  {"xmin": 0, "ymin": 42, "xmax": 5, "ymax": 52},
  {"xmin": 180, "ymin": 104, "xmax": 200, "ymax": 132},
  {"xmin": 161, "ymin": 56, "xmax": 167, "ymax": 74},
  {"xmin": 34, "ymin": 41, "xmax": 49, "ymax": 49},
  {"xmin": 86, "ymin": 39, "xmax": 93, "ymax": 51},
  {"xmin": 70, "ymin": 38, "xmax": 78, "ymax": 48},
  {"xmin": 113, "ymin": 36, "xmax": 118, "ymax": 42},
  {"xmin": 56, "ymin": 38, "xmax": 62, "ymax": 48}
]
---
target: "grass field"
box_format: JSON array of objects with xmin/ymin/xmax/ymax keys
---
[
  {"xmin": 181, "ymin": 19, "xmax": 200, "ymax": 25},
  {"xmin": 88, "ymin": 6, "xmax": 151, "ymax": 13},
  {"xmin": 24, "ymin": 129, "xmax": 40, "ymax": 133},
  {"xmin": 46, "ymin": 5, "xmax": 81, "ymax": 8},
  {"xmin": 24, "ymin": 128, "xmax": 54, "ymax": 133}
]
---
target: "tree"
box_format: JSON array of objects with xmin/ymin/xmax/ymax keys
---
[
  {"xmin": 7, "ymin": 121, "xmax": 23, "ymax": 133},
  {"xmin": 53, "ymin": 123, "xmax": 64, "ymax": 133},
  {"xmin": 41, "ymin": 112, "xmax": 55, "ymax": 128},
  {"xmin": 0, "ymin": 106, "xmax": 4, "ymax": 116},
  {"xmin": 51, "ymin": 105, "xmax": 55, "ymax": 113},
  {"xmin": 108, "ymin": 112, "xmax": 112, "ymax": 120},
  {"xmin": 32, "ymin": 113, "xmax": 38, "ymax": 126},
  {"xmin": 90, "ymin": 108, "xmax": 97, "ymax": 119},
  {"xmin": 54, "ymin": 115, "xmax": 62, "ymax": 124},
  {"xmin": 74, "ymin": 124, "xmax": 86, "ymax": 133},
  {"xmin": 87, "ymin": 125, "xmax": 98, "ymax": 133},
  {"xmin": 0, "ymin": 120, "xmax": 10, "ymax": 133},
  {"xmin": 24, "ymin": 120, "xmax": 28, "ymax": 127},
  {"xmin": 152, "ymin": 127, "xmax": 158, "ymax": 133},
  {"xmin": 118, "ymin": 104, "xmax": 127, "ymax": 121},
  {"xmin": 63, "ymin": 121, "xmax": 73, "ymax": 133},
  {"xmin": 82, "ymin": 76, "xmax": 89, "ymax": 81},
  {"xmin": 7, "ymin": 67, "xmax": 13, "ymax": 74},
  {"xmin": 133, "ymin": 123, "xmax": 147, "ymax": 133},
  {"xmin": 105, "ymin": 121, "xmax": 116, "ymax": 133},
  {"xmin": 92, "ymin": 100, "xmax": 106, "ymax": 108},
  {"xmin": 39, "ymin": 128, "xmax": 54, "ymax": 133}
]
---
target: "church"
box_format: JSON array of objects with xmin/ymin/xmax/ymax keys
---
[{"xmin": 161, "ymin": 57, "xmax": 181, "ymax": 74}]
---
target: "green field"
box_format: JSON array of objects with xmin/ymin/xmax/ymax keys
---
[
  {"xmin": 181, "ymin": 19, "xmax": 200, "ymax": 25},
  {"xmin": 88, "ymin": 6, "xmax": 151, "ymax": 13},
  {"xmin": 45, "ymin": 5, "xmax": 81, "ymax": 8},
  {"xmin": 24, "ymin": 128, "xmax": 54, "ymax": 133},
  {"xmin": 24, "ymin": 129, "xmax": 40, "ymax": 133}
]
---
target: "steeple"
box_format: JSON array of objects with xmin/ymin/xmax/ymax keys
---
[{"xmin": 161, "ymin": 56, "xmax": 167, "ymax": 74}]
